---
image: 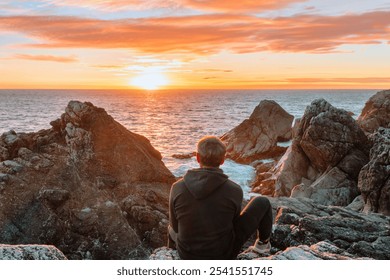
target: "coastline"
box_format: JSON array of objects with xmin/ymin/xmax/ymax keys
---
[{"xmin": 0, "ymin": 90, "xmax": 389, "ymax": 260}]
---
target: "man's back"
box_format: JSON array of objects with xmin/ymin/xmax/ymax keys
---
[{"xmin": 169, "ymin": 167, "xmax": 243, "ymax": 259}]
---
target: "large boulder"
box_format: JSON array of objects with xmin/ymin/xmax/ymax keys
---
[
  {"xmin": 298, "ymin": 99, "xmax": 369, "ymax": 173},
  {"xmin": 0, "ymin": 101, "xmax": 175, "ymax": 259},
  {"xmin": 0, "ymin": 244, "xmax": 67, "ymax": 260},
  {"xmin": 358, "ymin": 128, "xmax": 390, "ymax": 215},
  {"xmin": 254, "ymin": 99, "xmax": 370, "ymax": 206},
  {"xmin": 221, "ymin": 100, "xmax": 293, "ymax": 164},
  {"xmin": 358, "ymin": 90, "xmax": 390, "ymax": 133}
]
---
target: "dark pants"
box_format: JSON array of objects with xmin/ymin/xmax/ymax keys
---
[{"xmin": 231, "ymin": 196, "xmax": 273, "ymax": 258}]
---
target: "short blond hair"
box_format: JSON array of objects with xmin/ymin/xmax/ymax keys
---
[{"xmin": 197, "ymin": 136, "xmax": 226, "ymax": 167}]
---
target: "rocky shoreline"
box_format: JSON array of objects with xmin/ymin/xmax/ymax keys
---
[{"xmin": 1, "ymin": 90, "xmax": 389, "ymax": 260}]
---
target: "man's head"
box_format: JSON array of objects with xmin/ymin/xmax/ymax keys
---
[{"xmin": 196, "ymin": 136, "xmax": 226, "ymax": 168}]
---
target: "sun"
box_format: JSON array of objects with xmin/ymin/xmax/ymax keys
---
[{"xmin": 131, "ymin": 71, "xmax": 168, "ymax": 90}]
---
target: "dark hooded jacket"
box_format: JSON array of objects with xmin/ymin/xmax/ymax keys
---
[{"xmin": 169, "ymin": 167, "xmax": 243, "ymax": 259}]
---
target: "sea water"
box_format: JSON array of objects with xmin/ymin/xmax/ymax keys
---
[{"xmin": 0, "ymin": 89, "xmax": 376, "ymax": 197}]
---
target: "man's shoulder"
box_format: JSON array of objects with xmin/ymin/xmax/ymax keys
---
[
  {"xmin": 172, "ymin": 178, "xmax": 185, "ymax": 188},
  {"xmin": 171, "ymin": 178, "xmax": 187, "ymax": 194},
  {"xmin": 223, "ymin": 179, "xmax": 243, "ymax": 194}
]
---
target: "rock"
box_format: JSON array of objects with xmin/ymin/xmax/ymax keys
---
[
  {"xmin": 346, "ymin": 195, "xmax": 365, "ymax": 212},
  {"xmin": 256, "ymin": 241, "xmax": 371, "ymax": 260},
  {"xmin": 268, "ymin": 196, "xmax": 390, "ymax": 260},
  {"xmin": 358, "ymin": 128, "xmax": 390, "ymax": 215},
  {"xmin": 291, "ymin": 167, "xmax": 359, "ymax": 206},
  {"xmin": 1, "ymin": 130, "xmax": 26, "ymax": 159},
  {"xmin": 0, "ymin": 244, "xmax": 67, "ymax": 260},
  {"xmin": 292, "ymin": 118, "xmax": 301, "ymax": 138},
  {"xmin": 0, "ymin": 160, "xmax": 24, "ymax": 172},
  {"xmin": 0, "ymin": 173, "xmax": 9, "ymax": 182},
  {"xmin": 250, "ymin": 161, "xmax": 276, "ymax": 194},
  {"xmin": 149, "ymin": 247, "xmax": 181, "ymax": 260},
  {"xmin": 172, "ymin": 152, "xmax": 196, "ymax": 159},
  {"xmin": 270, "ymin": 140, "xmax": 312, "ymax": 196},
  {"xmin": 259, "ymin": 99, "xmax": 370, "ymax": 206},
  {"xmin": 0, "ymin": 146, "xmax": 9, "ymax": 161},
  {"xmin": 38, "ymin": 188, "xmax": 71, "ymax": 208},
  {"xmin": 0, "ymin": 101, "xmax": 175, "ymax": 260},
  {"xmin": 221, "ymin": 100, "xmax": 294, "ymax": 164},
  {"xmin": 299, "ymin": 99, "xmax": 369, "ymax": 172},
  {"xmin": 251, "ymin": 160, "xmax": 275, "ymax": 172},
  {"xmin": 349, "ymin": 236, "xmax": 390, "ymax": 260},
  {"xmin": 358, "ymin": 90, "xmax": 390, "ymax": 133}
]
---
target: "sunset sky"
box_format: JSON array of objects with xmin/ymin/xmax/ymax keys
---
[{"xmin": 0, "ymin": 0, "xmax": 389, "ymax": 89}]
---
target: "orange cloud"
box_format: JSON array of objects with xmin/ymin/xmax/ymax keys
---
[
  {"xmin": 47, "ymin": 0, "xmax": 178, "ymax": 11},
  {"xmin": 12, "ymin": 53, "xmax": 78, "ymax": 63},
  {"xmin": 0, "ymin": 11, "xmax": 389, "ymax": 54},
  {"xmin": 182, "ymin": 0, "xmax": 305, "ymax": 12},
  {"xmin": 43, "ymin": 0, "xmax": 304, "ymax": 12}
]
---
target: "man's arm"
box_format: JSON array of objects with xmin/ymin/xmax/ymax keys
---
[
  {"xmin": 168, "ymin": 183, "xmax": 179, "ymax": 248},
  {"xmin": 233, "ymin": 184, "xmax": 244, "ymax": 223}
]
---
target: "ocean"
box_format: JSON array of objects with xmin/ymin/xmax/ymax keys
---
[{"xmin": 0, "ymin": 89, "xmax": 377, "ymax": 197}]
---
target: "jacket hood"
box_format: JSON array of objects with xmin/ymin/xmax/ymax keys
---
[{"xmin": 183, "ymin": 168, "xmax": 228, "ymax": 200}]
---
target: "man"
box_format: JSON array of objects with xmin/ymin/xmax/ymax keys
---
[{"xmin": 168, "ymin": 136, "xmax": 273, "ymax": 259}]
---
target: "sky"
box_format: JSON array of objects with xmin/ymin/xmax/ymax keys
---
[{"xmin": 0, "ymin": 0, "xmax": 389, "ymax": 89}]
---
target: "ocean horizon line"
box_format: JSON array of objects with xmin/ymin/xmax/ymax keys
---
[{"xmin": 0, "ymin": 88, "xmax": 384, "ymax": 92}]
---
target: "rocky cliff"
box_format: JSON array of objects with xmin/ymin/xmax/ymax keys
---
[{"xmin": 0, "ymin": 101, "xmax": 175, "ymax": 260}]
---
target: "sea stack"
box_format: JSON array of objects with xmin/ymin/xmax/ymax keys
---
[{"xmin": 221, "ymin": 100, "xmax": 294, "ymax": 164}]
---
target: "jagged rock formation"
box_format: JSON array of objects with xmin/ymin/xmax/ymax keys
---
[
  {"xmin": 0, "ymin": 101, "xmax": 175, "ymax": 260},
  {"xmin": 358, "ymin": 128, "xmax": 390, "ymax": 215},
  {"xmin": 0, "ymin": 244, "xmax": 67, "ymax": 260},
  {"xmin": 268, "ymin": 197, "xmax": 390, "ymax": 260},
  {"xmin": 221, "ymin": 100, "xmax": 293, "ymax": 164},
  {"xmin": 358, "ymin": 90, "xmax": 390, "ymax": 133},
  {"xmin": 253, "ymin": 99, "xmax": 370, "ymax": 207}
]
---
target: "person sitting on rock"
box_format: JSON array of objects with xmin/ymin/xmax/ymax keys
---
[{"xmin": 168, "ymin": 135, "xmax": 273, "ymax": 259}]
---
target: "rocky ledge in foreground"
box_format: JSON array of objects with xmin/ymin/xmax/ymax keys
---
[
  {"xmin": 0, "ymin": 244, "xmax": 67, "ymax": 260},
  {"xmin": 151, "ymin": 196, "xmax": 390, "ymax": 260},
  {"xmin": 0, "ymin": 101, "xmax": 175, "ymax": 259}
]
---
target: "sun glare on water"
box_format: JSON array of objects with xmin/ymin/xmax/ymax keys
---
[{"xmin": 131, "ymin": 71, "xmax": 168, "ymax": 90}]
